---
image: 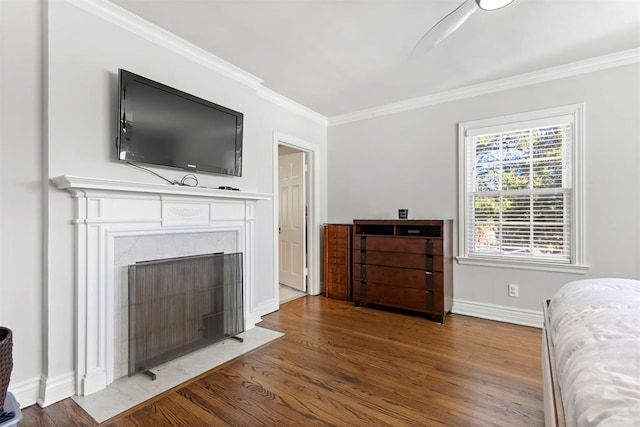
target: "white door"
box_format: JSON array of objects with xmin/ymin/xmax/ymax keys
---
[{"xmin": 279, "ymin": 152, "xmax": 306, "ymax": 292}]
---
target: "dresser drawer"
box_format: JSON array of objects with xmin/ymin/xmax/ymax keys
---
[
  {"xmin": 328, "ymin": 236, "xmax": 349, "ymax": 248},
  {"xmin": 353, "ymin": 250, "xmax": 443, "ymax": 272},
  {"xmin": 326, "ymin": 263, "xmax": 347, "ymax": 275},
  {"xmin": 326, "ymin": 228, "xmax": 350, "ymax": 240},
  {"xmin": 353, "ymin": 264, "xmax": 442, "ymax": 291},
  {"xmin": 327, "ymin": 242, "xmax": 348, "ymax": 253},
  {"xmin": 326, "ymin": 286, "xmax": 349, "ymax": 301},
  {"xmin": 327, "ymin": 270, "xmax": 348, "ymax": 284},
  {"xmin": 353, "ymin": 282, "xmax": 433, "ymax": 312},
  {"xmin": 326, "ymin": 252, "xmax": 348, "ymax": 265},
  {"xmin": 353, "ymin": 236, "xmax": 443, "ymax": 255}
]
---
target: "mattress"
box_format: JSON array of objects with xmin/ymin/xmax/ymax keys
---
[{"xmin": 548, "ymin": 278, "xmax": 640, "ymax": 426}]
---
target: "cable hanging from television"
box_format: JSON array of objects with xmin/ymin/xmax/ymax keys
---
[
  {"xmin": 179, "ymin": 174, "xmax": 198, "ymax": 187},
  {"xmin": 126, "ymin": 162, "xmax": 198, "ymax": 187}
]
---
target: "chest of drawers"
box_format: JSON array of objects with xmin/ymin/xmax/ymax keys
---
[
  {"xmin": 352, "ymin": 219, "xmax": 453, "ymax": 322},
  {"xmin": 323, "ymin": 224, "xmax": 352, "ymax": 300}
]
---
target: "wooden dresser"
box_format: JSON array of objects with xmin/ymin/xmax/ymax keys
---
[
  {"xmin": 323, "ymin": 224, "xmax": 352, "ymax": 300},
  {"xmin": 352, "ymin": 219, "xmax": 453, "ymax": 322}
]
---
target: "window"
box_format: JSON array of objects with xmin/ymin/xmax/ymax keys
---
[{"xmin": 458, "ymin": 104, "xmax": 587, "ymax": 272}]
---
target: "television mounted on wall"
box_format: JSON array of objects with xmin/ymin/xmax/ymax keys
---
[{"xmin": 117, "ymin": 69, "xmax": 243, "ymax": 177}]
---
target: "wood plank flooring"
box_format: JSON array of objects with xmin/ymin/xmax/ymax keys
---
[{"xmin": 21, "ymin": 296, "xmax": 544, "ymax": 426}]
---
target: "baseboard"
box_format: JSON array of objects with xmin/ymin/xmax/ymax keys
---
[
  {"xmin": 452, "ymin": 299, "xmax": 543, "ymax": 328},
  {"xmin": 245, "ymin": 310, "xmax": 264, "ymax": 331},
  {"xmin": 255, "ymin": 297, "xmax": 279, "ymax": 317},
  {"xmin": 7, "ymin": 376, "xmax": 40, "ymax": 408},
  {"xmin": 37, "ymin": 371, "xmax": 76, "ymax": 407}
]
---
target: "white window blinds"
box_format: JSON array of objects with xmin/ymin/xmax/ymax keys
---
[{"xmin": 464, "ymin": 119, "xmax": 573, "ymax": 263}]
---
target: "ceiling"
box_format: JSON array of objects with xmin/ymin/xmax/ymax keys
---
[{"xmin": 111, "ymin": 0, "xmax": 640, "ymax": 118}]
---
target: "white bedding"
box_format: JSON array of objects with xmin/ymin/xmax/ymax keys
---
[{"xmin": 548, "ymin": 278, "xmax": 640, "ymax": 426}]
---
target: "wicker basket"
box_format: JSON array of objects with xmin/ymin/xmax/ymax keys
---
[{"xmin": 0, "ymin": 327, "xmax": 12, "ymax": 411}]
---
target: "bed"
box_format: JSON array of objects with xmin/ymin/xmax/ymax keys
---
[{"xmin": 542, "ymin": 278, "xmax": 640, "ymax": 426}]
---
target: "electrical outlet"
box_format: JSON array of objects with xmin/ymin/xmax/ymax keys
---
[{"xmin": 508, "ymin": 283, "xmax": 519, "ymax": 297}]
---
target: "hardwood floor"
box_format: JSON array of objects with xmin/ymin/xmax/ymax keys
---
[{"xmin": 21, "ymin": 296, "xmax": 544, "ymax": 426}]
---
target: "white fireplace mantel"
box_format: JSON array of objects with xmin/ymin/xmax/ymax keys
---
[
  {"xmin": 52, "ymin": 175, "xmax": 272, "ymax": 201},
  {"xmin": 52, "ymin": 175, "xmax": 272, "ymax": 397}
]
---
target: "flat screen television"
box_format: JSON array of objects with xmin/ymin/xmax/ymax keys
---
[{"xmin": 117, "ymin": 69, "xmax": 243, "ymax": 177}]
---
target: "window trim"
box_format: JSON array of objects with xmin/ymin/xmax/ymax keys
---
[{"xmin": 457, "ymin": 104, "xmax": 588, "ymax": 273}]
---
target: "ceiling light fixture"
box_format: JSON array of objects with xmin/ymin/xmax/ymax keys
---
[
  {"xmin": 413, "ymin": 0, "xmax": 516, "ymax": 55},
  {"xmin": 475, "ymin": 0, "xmax": 515, "ymax": 11}
]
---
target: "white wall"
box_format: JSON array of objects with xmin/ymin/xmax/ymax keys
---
[
  {"xmin": 328, "ymin": 63, "xmax": 640, "ymax": 322},
  {"xmin": 0, "ymin": 0, "xmax": 45, "ymax": 405},
  {"xmin": 0, "ymin": 0, "xmax": 327, "ymax": 407}
]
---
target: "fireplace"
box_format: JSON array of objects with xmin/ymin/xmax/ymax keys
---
[
  {"xmin": 128, "ymin": 252, "xmax": 244, "ymax": 378},
  {"xmin": 52, "ymin": 176, "xmax": 271, "ymax": 396},
  {"xmin": 112, "ymin": 231, "xmax": 238, "ymax": 380}
]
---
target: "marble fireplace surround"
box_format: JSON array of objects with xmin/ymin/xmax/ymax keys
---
[{"xmin": 52, "ymin": 176, "xmax": 272, "ymax": 397}]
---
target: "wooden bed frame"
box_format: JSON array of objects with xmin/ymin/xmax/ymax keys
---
[{"xmin": 542, "ymin": 299, "xmax": 566, "ymax": 427}]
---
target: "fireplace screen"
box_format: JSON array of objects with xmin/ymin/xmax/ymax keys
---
[{"xmin": 128, "ymin": 252, "xmax": 243, "ymax": 377}]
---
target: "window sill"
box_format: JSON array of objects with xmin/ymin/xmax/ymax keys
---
[{"xmin": 456, "ymin": 256, "xmax": 590, "ymax": 274}]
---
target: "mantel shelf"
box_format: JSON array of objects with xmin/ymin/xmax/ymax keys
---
[{"xmin": 51, "ymin": 175, "xmax": 273, "ymax": 201}]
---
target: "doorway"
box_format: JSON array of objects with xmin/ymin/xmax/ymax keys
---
[
  {"xmin": 273, "ymin": 132, "xmax": 320, "ymax": 307},
  {"xmin": 278, "ymin": 147, "xmax": 307, "ymax": 299}
]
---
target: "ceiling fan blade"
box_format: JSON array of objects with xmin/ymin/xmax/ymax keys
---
[{"xmin": 412, "ymin": 0, "xmax": 479, "ymax": 54}]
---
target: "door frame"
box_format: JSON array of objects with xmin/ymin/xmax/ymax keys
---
[
  {"xmin": 277, "ymin": 151, "xmax": 306, "ymax": 292},
  {"xmin": 273, "ymin": 132, "xmax": 321, "ymax": 304}
]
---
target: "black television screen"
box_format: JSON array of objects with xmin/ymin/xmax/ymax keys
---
[{"xmin": 117, "ymin": 69, "xmax": 243, "ymax": 177}]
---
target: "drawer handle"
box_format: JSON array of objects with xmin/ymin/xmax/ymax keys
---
[
  {"xmin": 425, "ymin": 271, "xmax": 432, "ymax": 275},
  {"xmin": 425, "ymin": 239, "xmax": 433, "ymax": 253}
]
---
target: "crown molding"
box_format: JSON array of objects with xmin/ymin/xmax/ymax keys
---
[
  {"xmin": 257, "ymin": 86, "xmax": 327, "ymax": 126},
  {"xmin": 61, "ymin": 1, "xmax": 639, "ymax": 129},
  {"xmin": 328, "ymin": 48, "xmax": 640, "ymax": 126},
  {"xmin": 67, "ymin": 0, "xmax": 328, "ymax": 124},
  {"xmin": 68, "ymin": 0, "xmax": 264, "ymax": 88}
]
